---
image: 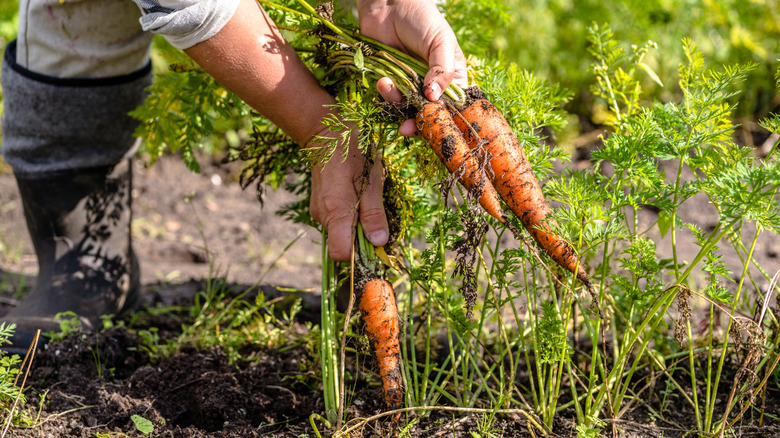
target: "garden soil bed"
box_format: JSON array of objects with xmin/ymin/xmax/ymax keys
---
[{"xmin": 1, "ymin": 152, "xmax": 780, "ymax": 437}]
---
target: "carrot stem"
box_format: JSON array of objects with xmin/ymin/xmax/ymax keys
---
[
  {"xmin": 320, "ymin": 230, "xmax": 340, "ymax": 425},
  {"xmin": 290, "ymin": 0, "xmax": 358, "ymax": 43}
]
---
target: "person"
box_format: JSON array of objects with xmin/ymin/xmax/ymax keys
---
[{"xmin": 0, "ymin": 0, "xmax": 467, "ymax": 352}]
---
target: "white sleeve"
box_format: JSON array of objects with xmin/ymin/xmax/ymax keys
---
[{"xmin": 133, "ymin": 0, "xmax": 241, "ymax": 50}]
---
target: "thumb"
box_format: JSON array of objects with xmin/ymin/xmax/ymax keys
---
[{"xmin": 358, "ymin": 156, "xmax": 389, "ymax": 247}]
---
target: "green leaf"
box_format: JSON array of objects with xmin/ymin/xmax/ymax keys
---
[
  {"xmin": 657, "ymin": 210, "xmax": 672, "ymax": 238},
  {"xmin": 131, "ymin": 414, "xmax": 155, "ymax": 435},
  {"xmin": 639, "ymin": 62, "xmax": 664, "ymax": 87},
  {"xmin": 353, "ymin": 48, "xmax": 364, "ymax": 70}
]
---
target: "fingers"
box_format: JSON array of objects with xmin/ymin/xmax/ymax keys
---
[
  {"xmin": 377, "ymin": 30, "xmax": 466, "ymax": 103},
  {"xmin": 451, "ymin": 46, "xmax": 469, "ymax": 89},
  {"xmin": 377, "ymin": 77, "xmax": 403, "ymax": 103},
  {"xmin": 423, "ymin": 60, "xmax": 452, "ymax": 102},
  {"xmin": 377, "ymin": 77, "xmax": 418, "ymax": 136},
  {"xmin": 310, "ymin": 161, "xmax": 358, "ymax": 261},
  {"xmin": 375, "ymin": 21, "xmax": 468, "ymax": 137},
  {"xmin": 313, "ymin": 189, "xmax": 358, "ymax": 262},
  {"xmin": 398, "ymin": 119, "xmax": 417, "ymax": 136}
]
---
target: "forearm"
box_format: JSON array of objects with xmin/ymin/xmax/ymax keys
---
[{"xmin": 183, "ymin": 0, "xmax": 335, "ymax": 146}]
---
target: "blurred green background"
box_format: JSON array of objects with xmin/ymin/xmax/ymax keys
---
[{"xmin": 449, "ymin": 0, "xmax": 779, "ymax": 122}]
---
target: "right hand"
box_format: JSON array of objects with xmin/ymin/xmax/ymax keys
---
[{"xmin": 309, "ymin": 129, "xmax": 388, "ymax": 261}]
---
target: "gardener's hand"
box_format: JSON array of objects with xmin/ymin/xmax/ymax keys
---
[
  {"xmin": 357, "ymin": 0, "xmax": 468, "ymax": 136},
  {"xmin": 309, "ymin": 129, "xmax": 388, "ymax": 261},
  {"xmin": 184, "ymin": 0, "xmax": 389, "ymax": 261}
]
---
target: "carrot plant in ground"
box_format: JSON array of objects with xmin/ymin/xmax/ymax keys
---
[
  {"xmin": 125, "ymin": 1, "xmax": 780, "ymax": 435},
  {"xmin": 546, "ymin": 25, "xmax": 780, "ymax": 436}
]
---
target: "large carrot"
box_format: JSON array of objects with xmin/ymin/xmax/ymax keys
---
[
  {"xmin": 415, "ymin": 100, "xmax": 507, "ymax": 224},
  {"xmin": 358, "ymin": 277, "xmax": 403, "ymax": 410},
  {"xmin": 453, "ymin": 97, "xmax": 591, "ymax": 287}
]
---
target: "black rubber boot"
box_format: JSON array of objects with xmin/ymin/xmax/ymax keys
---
[
  {"xmin": 0, "ymin": 39, "xmax": 152, "ymax": 354},
  {"xmin": 4, "ymin": 159, "xmax": 140, "ymax": 353}
]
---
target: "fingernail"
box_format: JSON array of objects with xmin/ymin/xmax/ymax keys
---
[
  {"xmin": 428, "ymin": 82, "xmax": 442, "ymax": 101},
  {"xmin": 368, "ymin": 230, "xmax": 388, "ymax": 246}
]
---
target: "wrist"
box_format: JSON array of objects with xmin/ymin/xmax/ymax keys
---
[{"xmin": 297, "ymin": 98, "xmax": 341, "ymax": 149}]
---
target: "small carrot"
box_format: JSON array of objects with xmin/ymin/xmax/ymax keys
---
[
  {"xmin": 358, "ymin": 277, "xmax": 403, "ymax": 410},
  {"xmin": 415, "ymin": 100, "xmax": 507, "ymax": 223},
  {"xmin": 453, "ymin": 97, "xmax": 591, "ymax": 286}
]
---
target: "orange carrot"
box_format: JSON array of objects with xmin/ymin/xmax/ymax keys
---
[
  {"xmin": 359, "ymin": 277, "xmax": 403, "ymax": 410},
  {"xmin": 453, "ymin": 97, "xmax": 591, "ymax": 286},
  {"xmin": 415, "ymin": 100, "xmax": 507, "ymax": 223}
]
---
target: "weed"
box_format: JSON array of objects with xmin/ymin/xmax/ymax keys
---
[
  {"xmin": 130, "ymin": 414, "xmax": 154, "ymax": 435},
  {"xmin": 128, "ymin": 189, "xmax": 316, "ymax": 366},
  {"xmin": 48, "ymin": 312, "xmax": 111, "ymax": 378},
  {"xmin": 0, "ymin": 325, "xmax": 23, "ymax": 405},
  {"xmin": 48, "ymin": 311, "xmax": 83, "ymax": 343},
  {"xmin": 130, "ymin": 277, "xmax": 311, "ymax": 365},
  {"xmin": 472, "ymin": 401, "xmax": 503, "ymax": 438},
  {"xmin": 576, "ymin": 416, "xmax": 606, "ymax": 438},
  {"xmin": 0, "ymin": 324, "xmax": 40, "ymax": 434}
]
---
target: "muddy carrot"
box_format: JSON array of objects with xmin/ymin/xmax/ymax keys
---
[
  {"xmin": 453, "ymin": 97, "xmax": 591, "ymax": 286},
  {"xmin": 358, "ymin": 277, "xmax": 403, "ymax": 410},
  {"xmin": 415, "ymin": 100, "xmax": 507, "ymax": 223}
]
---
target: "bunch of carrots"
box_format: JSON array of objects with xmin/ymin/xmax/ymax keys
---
[
  {"xmin": 418, "ymin": 92, "xmax": 592, "ymax": 288},
  {"xmin": 264, "ymin": 0, "xmax": 592, "ymax": 415}
]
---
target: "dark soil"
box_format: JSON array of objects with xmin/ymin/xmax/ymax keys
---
[{"xmin": 1, "ymin": 151, "xmax": 780, "ymax": 437}]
